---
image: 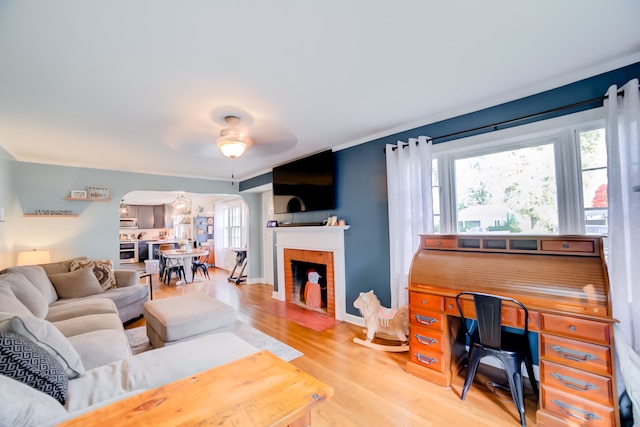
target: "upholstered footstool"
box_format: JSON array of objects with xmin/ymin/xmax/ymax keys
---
[{"xmin": 143, "ymin": 292, "xmax": 236, "ymax": 348}]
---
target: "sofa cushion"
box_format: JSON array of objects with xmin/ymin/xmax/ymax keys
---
[
  {"xmin": 39, "ymin": 256, "xmax": 88, "ymax": 276},
  {"xmin": 46, "ymin": 299, "xmax": 119, "ymax": 323},
  {"xmin": 0, "ymin": 283, "xmax": 33, "ymax": 317},
  {"xmin": 49, "ymin": 268, "xmax": 104, "ymax": 299},
  {"xmin": 0, "ymin": 313, "xmax": 85, "ymax": 378},
  {"xmin": 0, "ymin": 265, "xmax": 58, "ymax": 304},
  {"xmin": 52, "ymin": 313, "xmax": 124, "ymax": 338},
  {"xmin": 0, "ymin": 371, "xmax": 68, "ymax": 427},
  {"xmin": 70, "ymin": 259, "xmax": 117, "ymax": 291},
  {"xmin": 0, "ymin": 331, "xmax": 68, "ymax": 404},
  {"xmin": 67, "ymin": 329, "xmax": 132, "ymax": 370},
  {"xmin": 0, "ymin": 272, "xmax": 49, "ymax": 318}
]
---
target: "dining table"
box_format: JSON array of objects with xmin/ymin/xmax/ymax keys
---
[{"xmin": 161, "ymin": 248, "xmax": 209, "ymax": 285}]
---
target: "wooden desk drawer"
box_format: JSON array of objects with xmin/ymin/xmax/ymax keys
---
[
  {"xmin": 423, "ymin": 238, "xmax": 456, "ymax": 249},
  {"xmin": 541, "ymin": 334, "xmax": 611, "ymax": 375},
  {"xmin": 410, "ymin": 325, "xmax": 444, "ymax": 353},
  {"xmin": 541, "ymin": 386, "xmax": 615, "ymax": 426},
  {"xmin": 446, "ymin": 297, "xmax": 522, "ymax": 328},
  {"xmin": 410, "ymin": 308, "xmax": 445, "ymax": 331},
  {"xmin": 540, "ymin": 239, "xmax": 595, "ymax": 254},
  {"xmin": 541, "ymin": 313, "xmax": 610, "ymax": 345},
  {"xmin": 409, "ymin": 292, "xmax": 444, "ymax": 311},
  {"xmin": 410, "ymin": 348, "xmax": 445, "ymax": 373},
  {"xmin": 540, "ymin": 360, "xmax": 613, "ymax": 406}
]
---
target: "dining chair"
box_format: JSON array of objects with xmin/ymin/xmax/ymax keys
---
[
  {"xmin": 455, "ymin": 291, "xmax": 538, "ymax": 427},
  {"xmin": 192, "ymin": 254, "xmax": 209, "ymax": 279}
]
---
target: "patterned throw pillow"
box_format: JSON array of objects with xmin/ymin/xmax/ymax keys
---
[
  {"xmin": 69, "ymin": 259, "xmax": 117, "ymax": 290},
  {"xmin": 0, "ymin": 331, "xmax": 68, "ymax": 405}
]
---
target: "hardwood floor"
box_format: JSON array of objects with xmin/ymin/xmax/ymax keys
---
[{"xmin": 129, "ymin": 267, "xmax": 539, "ymax": 427}]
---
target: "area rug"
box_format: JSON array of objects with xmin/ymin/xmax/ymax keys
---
[
  {"xmin": 125, "ymin": 321, "xmax": 303, "ymax": 362},
  {"xmin": 255, "ymin": 299, "xmax": 340, "ymax": 332}
]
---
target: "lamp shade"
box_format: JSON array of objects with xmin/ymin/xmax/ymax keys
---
[
  {"xmin": 217, "ymin": 138, "xmax": 247, "ymax": 158},
  {"xmin": 17, "ymin": 250, "xmax": 51, "ymax": 266}
]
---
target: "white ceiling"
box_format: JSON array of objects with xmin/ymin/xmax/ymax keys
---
[{"xmin": 1, "ymin": 1, "xmax": 639, "ymax": 182}]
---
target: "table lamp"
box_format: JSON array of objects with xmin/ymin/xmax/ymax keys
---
[{"xmin": 17, "ymin": 249, "xmax": 51, "ymax": 266}]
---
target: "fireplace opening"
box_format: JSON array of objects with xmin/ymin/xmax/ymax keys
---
[{"xmin": 291, "ymin": 260, "xmax": 328, "ymax": 313}]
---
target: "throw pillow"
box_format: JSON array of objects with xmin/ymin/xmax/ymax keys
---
[
  {"xmin": 69, "ymin": 259, "xmax": 117, "ymax": 291},
  {"xmin": 0, "ymin": 272, "xmax": 49, "ymax": 318},
  {"xmin": 0, "ymin": 313, "xmax": 85, "ymax": 378},
  {"xmin": 0, "ymin": 331, "xmax": 68, "ymax": 405},
  {"xmin": 49, "ymin": 268, "xmax": 104, "ymax": 299}
]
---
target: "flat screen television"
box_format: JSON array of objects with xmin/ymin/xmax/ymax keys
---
[{"xmin": 272, "ymin": 150, "xmax": 335, "ymax": 214}]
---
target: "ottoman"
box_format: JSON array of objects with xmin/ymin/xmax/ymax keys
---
[{"xmin": 143, "ymin": 292, "xmax": 236, "ymax": 348}]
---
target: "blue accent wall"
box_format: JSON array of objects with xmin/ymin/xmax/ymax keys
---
[{"xmin": 242, "ymin": 62, "xmax": 640, "ymax": 316}]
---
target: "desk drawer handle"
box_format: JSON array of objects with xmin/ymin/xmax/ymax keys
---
[
  {"xmin": 414, "ymin": 334, "xmax": 438, "ymax": 346},
  {"xmin": 414, "ymin": 314, "xmax": 438, "ymax": 326},
  {"xmin": 550, "ymin": 345, "xmax": 596, "ymax": 362},
  {"xmin": 551, "ymin": 372, "xmax": 599, "ymax": 392},
  {"xmin": 551, "ymin": 399, "xmax": 602, "ymax": 421},
  {"xmin": 415, "ymin": 353, "xmax": 437, "ymax": 365}
]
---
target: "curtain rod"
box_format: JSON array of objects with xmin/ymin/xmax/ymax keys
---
[{"xmin": 385, "ymin": 86, "xmax": 632, "ymax": 153}]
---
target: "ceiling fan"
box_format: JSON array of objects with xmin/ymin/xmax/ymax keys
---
[{"xmin": 216, "ymin": 115, "xmax": 252, "ymax": 159}]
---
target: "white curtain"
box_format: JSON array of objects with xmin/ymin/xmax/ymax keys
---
[
  {"xmin": 386, "ymin": 136, "xmax": 433, "ymax": 308},
  {"xmin": 605, "ymin": 78, "xmax": 640, "ymax": 353}
]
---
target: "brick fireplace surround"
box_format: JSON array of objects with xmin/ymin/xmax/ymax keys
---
[
  {"xmin": 284, "ymin": 248, "xmax": 335, "ymax": 317},
  {"xmin": 272, "ymin": 225, "xmax": 352, "ymax": 323}
]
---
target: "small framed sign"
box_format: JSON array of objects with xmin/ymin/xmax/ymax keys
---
[
  {"xmin": 87, "ymin": 185, "xmax": 110, "ymax": 200},
  {"xmin": 70, "ymin": 190, "xmax": 87, "ymax": 199}
]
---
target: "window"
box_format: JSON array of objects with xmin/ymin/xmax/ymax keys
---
[
  {"xmin": 432, "ymin": 109, "xmax": 607, "ymax": 237},
  {"xmin": 222, "ymin": 202, "xmax": 245, "ymax": 249},
  {"xmin": 579, "ymin": 128, "xmax": 608, "ymax": 236}
]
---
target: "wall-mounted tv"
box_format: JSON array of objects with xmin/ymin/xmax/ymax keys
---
[{"xmin": 272, "ymin": 150, "xmax": 336, "ymax": 214}]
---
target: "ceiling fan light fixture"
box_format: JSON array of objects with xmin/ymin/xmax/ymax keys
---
[{"xmin": 217, "ymin": 115, "xmax": 252, "ymax": 159}]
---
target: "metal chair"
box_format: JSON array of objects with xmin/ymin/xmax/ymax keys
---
[
  {"xmin": 456, "ymin": 292, "xmax": 538, "ymax": 427},
  {"xmin": 191, "ymin": 254, "xmax": 209, "ymax": 279}
]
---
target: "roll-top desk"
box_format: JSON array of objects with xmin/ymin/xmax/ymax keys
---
[{"xmin": 407, "ymin": 234, "xmax": 619, "ymax": 427}]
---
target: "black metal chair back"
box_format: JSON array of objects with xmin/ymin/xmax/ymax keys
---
[{"xmin": 455, "ymin": 291, "xmax": 537, "ymax": 427}]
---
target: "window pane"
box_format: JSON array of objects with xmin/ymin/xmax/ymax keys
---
[
  {"xmin": 579, "ymin": 129, "xmax": 607, "ymax": 236},
  {"xmin": 455, "ymin": 143, "xmax": 558, "ymax": 234}
]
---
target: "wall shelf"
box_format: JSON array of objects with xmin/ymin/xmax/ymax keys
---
[
  {"xmin": 64, "ymin": 197, "xmax": 111, "ymax": 201},
  {"xmin": 24, "ymin": 214, "xmax": 79, "ymax": 217}
]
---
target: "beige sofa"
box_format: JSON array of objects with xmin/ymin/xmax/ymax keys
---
[
  {"xmin": 1, "ymin": 257, "xmax": 148, "ymax": 323},
  {"xmin": 0, "ymin": 261, "xmax": 260, "ymax": 426}
]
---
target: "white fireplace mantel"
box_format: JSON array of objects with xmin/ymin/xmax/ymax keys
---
[{"xmin": 272, "ymin": 226, "xmax": 351, "ymax": 322}]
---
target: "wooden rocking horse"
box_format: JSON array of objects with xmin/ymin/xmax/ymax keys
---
[{"xmin": 352, "ymin": 290, "xmax": 409, "ymax": 352}]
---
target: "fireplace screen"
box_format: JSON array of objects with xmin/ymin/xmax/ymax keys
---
[{"xmin": 291, "ymin": 261, "xmax": 328, "ymax": 312}]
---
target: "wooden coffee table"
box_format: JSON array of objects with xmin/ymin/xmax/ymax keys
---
[{"xmin": 58, "ymin": 350, "xmax": 333, "ymax": 426}]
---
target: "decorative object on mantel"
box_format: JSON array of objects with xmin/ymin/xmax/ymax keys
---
[
  {"xmin": 69, "ymin": 190, "xmax": 87, "ymax": 199},
  {"xmin": 86, "ymin": 185, "xmax": 109, "ymax": 200},
  {"xmin": 353, "ymin": 290, "xmax": 409, "ymax": 352},
  {"xmin": 16, "ymin": 249, "xmax": 51, "ymax": 266}
]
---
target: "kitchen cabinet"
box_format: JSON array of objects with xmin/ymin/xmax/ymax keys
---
[
  {"xmin": 120, "ymin": 205, "xmax": 138, "ymax": 219},
  {"xmin": 138, "ymin": 240, "xmax": 151, "ymax": 261},
  {"xmin": 138, "ymin": 206, "xmax": 154, "ymax": 229},
  {"xmin": 153, "ymin": 205, "xmax": 165, "ymax": 228}
]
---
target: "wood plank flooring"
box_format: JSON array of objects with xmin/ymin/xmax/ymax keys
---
[{"xmin": 128, "ymin": 267, "xmax": 538, "ymax": 427}]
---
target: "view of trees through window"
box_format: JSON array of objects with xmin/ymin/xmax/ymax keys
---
[
  {"xmin": 454, "ymin": 143, "xmax": 559, "ymax": 234},
  {"xmin": 440, "ymin": 124, "xmax": 608, "ymax": 236},
  {"xmin": 580, "ymin": 128, "xmax": 608, "ymax": 235}
]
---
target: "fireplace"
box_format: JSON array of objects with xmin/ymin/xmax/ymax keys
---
[
  {"xmin": 273, "ymin": 225, "xmax": 349, "ymax": 322},
  {"xmin": 285, "ymin": 249, "xmax": 334, "ymax": 317}
]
